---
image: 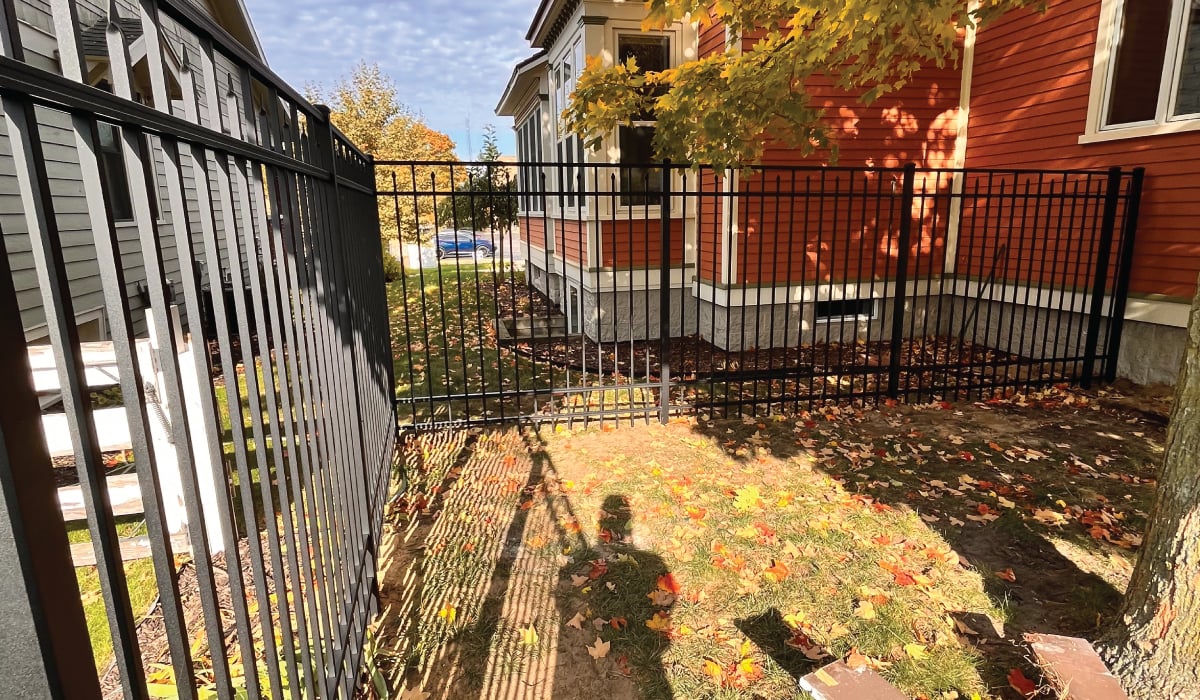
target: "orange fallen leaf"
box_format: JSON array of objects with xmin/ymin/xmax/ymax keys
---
[
  {"xmin": 701, "ymin": 658, "xmax": 724, "ymax": 684},
  {"xmin": 763, "ymin": 560, "xmax": 790, "ymax": 583},
  {"xmin": 845, "ymin": 649, "xmax": 869, "ymax": 671},
  {"xmin": 996, "ymin": 568, "xmax": 1017, "ymax": 583},
  {"xmin": 657, "ymin": 573, "xmax": 682, "ymax": 594},
  {"xmin": 686, "ymin": 506, "xmax": 707, "ymax": 521}
]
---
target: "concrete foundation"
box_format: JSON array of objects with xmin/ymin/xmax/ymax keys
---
[{"xmin": 522, "ymin": 267, "xmax": 1187, "ymax": 386}]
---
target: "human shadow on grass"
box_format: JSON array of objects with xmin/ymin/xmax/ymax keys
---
[{"xmin": 556, "ymin": 493, "xmax": 676, "ymax": 700}]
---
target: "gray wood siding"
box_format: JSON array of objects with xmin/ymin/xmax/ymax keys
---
[{"xmin": 6, "ymin": 0, "xmax": 231, "ymax": 338}]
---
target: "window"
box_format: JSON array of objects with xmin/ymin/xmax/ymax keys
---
[
  {"xmin": 97, "ymin": 122, "xmax": 134, "ymax": 221},
  {"xmin": 554, "ymin": 40, "xmax": 586, "ymax": 209},
  {"xmin": 1100, "ymin": 0, "xmax": 1200, "ymax": 129},
  {"xmin": 815, "ymin": 299, "xmax": 877, "ymax": 323},
  {"xmin": 516, "ymin": 108, "xmax": 544, "ymax": 212},
  {"xmin": 616, "ymin": 35, "xmax": 669, "ymax": 205}
]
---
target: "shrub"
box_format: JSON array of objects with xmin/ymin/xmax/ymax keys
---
[{"xmin": 383, "ymin": 252, "xmax": 403, "ymax": 282}]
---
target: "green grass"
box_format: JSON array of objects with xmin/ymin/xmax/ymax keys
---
[
  {"xmin": 390, "ymin": 261, "xmax": 557, "ymax": 425},
  {"xmin": 377, "ymin": 388, "xmax": 1161, "ymax": 698},
  {"xmin": 68, "ymin": 517, "xmax": 159, "ymax": 672}
]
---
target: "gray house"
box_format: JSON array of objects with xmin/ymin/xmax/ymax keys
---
[{"xmin": 3, "ymin": 0, "xmax": 266, "ymax": 342}]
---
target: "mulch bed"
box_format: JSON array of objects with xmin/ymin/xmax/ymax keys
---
[
  {"xmin": 492, "ymin": 279, "xmax": 1069, "ymax": 395},
  {"xmin": 99, "ymin": 537, "xmax": 279, "ymax": 699}
]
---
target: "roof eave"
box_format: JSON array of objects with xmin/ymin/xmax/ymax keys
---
[{"xmin": 495, "ymin": 52, "xmax": 547, "ymax": 116}]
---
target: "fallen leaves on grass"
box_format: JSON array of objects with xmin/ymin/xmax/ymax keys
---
[{"xmin": 587, "ymin": 637, "xmax": 611, "ymax": 659}]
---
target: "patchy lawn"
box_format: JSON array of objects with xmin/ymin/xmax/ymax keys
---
[{"xmin": 371, "ymin": 387, "xmax": 1163, "ymax": 699}]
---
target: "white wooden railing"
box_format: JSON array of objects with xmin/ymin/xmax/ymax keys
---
[{"xmin": 34, "ymin": 307, "xmax": 224, "ymax": 566}]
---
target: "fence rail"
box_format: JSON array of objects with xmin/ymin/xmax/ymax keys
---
[
  {"xmin": 383, "ymin": 160, "xmax": 1142, "ymax": 429},
  {"xmin": 0, "ymin": 0, "xmax": 393, "ymax": 698}
]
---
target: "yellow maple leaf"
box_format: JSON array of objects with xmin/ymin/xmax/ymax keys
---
[
  {"xmin": 646, "ymin": 611, "xmax": 671, "ymax": 632},
  {"xmin": 437, "ymin": 602, "xmax": 456, "ymax": 624},
  {"xmin": 733, "ymin": 485, "xmax": 764, "ymax": 511},
  {"xmin": 518, "ymin": 624, "xmax": 539, "ymax": 647},
  {"xmin": 904, "ymin": 643, "xmax": 929, "ymax": 660}
]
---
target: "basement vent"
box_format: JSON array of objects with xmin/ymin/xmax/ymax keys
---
[{"xmin": 815, "ymin": 298, "xmax": 876, "ymax": 322}]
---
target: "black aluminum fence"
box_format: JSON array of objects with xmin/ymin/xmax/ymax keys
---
[
  {"xmin": 0, "ymin": 0, "xmax": 393, "ymax": 698},
  {"xmin": 383, "ymin": 160, "xmax": 1141, "ymax": 428}
]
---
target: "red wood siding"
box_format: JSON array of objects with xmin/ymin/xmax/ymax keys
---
[
  {"xmin": 731, "ymin": 29, "xmax": 962, "ymax": 285},
  {"xmin": 599, "ymin": 218, "xmax": 685, "ymax": 268},
  {"xmin": 553, "ymin": 219, "xmax": 585, "ymax": 264},
  {"xmin": 696, "ymin": 169, "xmax": 725, "ymax": 282},
  {"xmin": 734, "ymin": 171, "xmax": 950, "ymax": 285},
  {"xmin": 698, "ymin": 10, "xmax": 725, "ymax": 57},
  {"xmin": 966, "ymin": 0, "xmax": 1200, "ymax": 300},
  {"xmin": 518, "ymin": 216, "xmax": 541, "ymax": 246}
]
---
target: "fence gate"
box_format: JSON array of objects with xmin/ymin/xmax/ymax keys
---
[
  {"xmin": 0, "ymin": 0, "xmax": 394, "ymax": 697},
  {"xmin": 383, "ymin": 160, "xmax": 1142, "ymax": 429}
]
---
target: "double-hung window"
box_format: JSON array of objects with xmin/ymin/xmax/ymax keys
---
[
  {"xmin": 516, "ymin": 108, "xmax": 544, "ymax": 213},
  {"xmin": 555, "ymin": 40, "xmax": 586, "ymax": 209},
  {"xmin": 1094, "ymin": 0, "xmax": 1200, "ymax": 131},
  {"xmin": 616, "ymin": 35, "xmax": 669, "ymax": 206}
]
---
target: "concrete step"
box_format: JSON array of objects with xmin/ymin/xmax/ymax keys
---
[{"xmin": 70, "ymin": 532, "xmax": 192, "ymax": 567}]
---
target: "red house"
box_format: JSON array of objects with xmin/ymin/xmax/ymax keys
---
[{"xmin": 496, "ymin": 0, "xmax": 1199, "ymax": 386}]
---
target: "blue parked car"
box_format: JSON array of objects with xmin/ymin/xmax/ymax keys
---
[{"xmin": 436, "ymin": 230, "xmax": 495, "ymax": 260}]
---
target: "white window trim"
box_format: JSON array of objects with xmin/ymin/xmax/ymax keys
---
[
  {"xmin": 514, "ymin": 101, "xmax": 546, "ymax": 215},
  {"xmin": 1081, "ymin": 0, "xmax": 1200, "ymax": 144},
  {"xmin": 603, "ymin": 25, "xmax": 683, "ymax": 218},
  {"xmin": 549, "ymin": 33, "xmax": 587, "ymax": 218}
]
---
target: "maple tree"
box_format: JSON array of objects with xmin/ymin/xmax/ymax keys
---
[
  {"xmin": 565, "ymin": 0, "xmax": 1041, "ymax": 169},
  {"xmin": 307, "ymin": 62, "xmax": 460, "ymax": 243}
]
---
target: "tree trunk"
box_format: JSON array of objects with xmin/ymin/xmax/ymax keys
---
[{"xmin": 1100, "ymin": 280, "xmax": 1200, "ymax": 698}]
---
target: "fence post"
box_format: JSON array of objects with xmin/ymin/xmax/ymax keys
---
[
  {"xmin": 1102, "ymin": 167, "xmax": 1144, "ymax": 383},
  {"xmin": 887, "ymin": 164, "xmax": 917, "ymax": 400},
  {"xmin": 0, "ymin": 220, "xmax": 99, "ymax": 699},
  {"xmin": 1081, "ymin": 167, "xmax": 1123, "ymax": 389},
  {"xmin": 659, "ymin": 161, "xmax": 672, "ymax": 424}
]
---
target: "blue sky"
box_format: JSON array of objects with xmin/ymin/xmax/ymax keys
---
[{"xmin": 244, "ymin": 0, "xmax": 539, "ymax": 158}]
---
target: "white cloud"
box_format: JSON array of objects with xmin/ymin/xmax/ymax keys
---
[{"xmin": 244, "ymin": 0, "xmax": 538, "ymax": 157}]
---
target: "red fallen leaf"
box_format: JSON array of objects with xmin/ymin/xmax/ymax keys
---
[
  {"xmin": 686, "ymin": 506, "xmax": 707, "ymax": 521},
  {"xmin": 977, "ymin": 480, "xmax": 996, "ymax": 490},
  {"xmin": 598, "ymin": 529, "xmax": 614, "ymax": 543},
  {"xmin": 959, "ymin": 451, "xmax": 976, "ymax": 461},
  {"xmin": 657, "ymin": 573, "xmax": 682, "ymax": 594},
  {"xmin": 753, "ymin": 522, "xmax": 776, "ymax": 539},
  {"xmin": 940, "ymin": 401, "xmax": 953, "ymax": 410},
  {"xmin": 763, "ymin": 560, "xmax": 790, "ymax": 583},
  {"xmin": 996, "ymin": 568, "xmax": 1017, "ymax": 582},
  {"xmin": 1008, "ymin": 668, "xmax": 1037, "ymax": 697},
  {"xmin": 588, "ymin": 560, "xmax": 609, "ymax": 580}
]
